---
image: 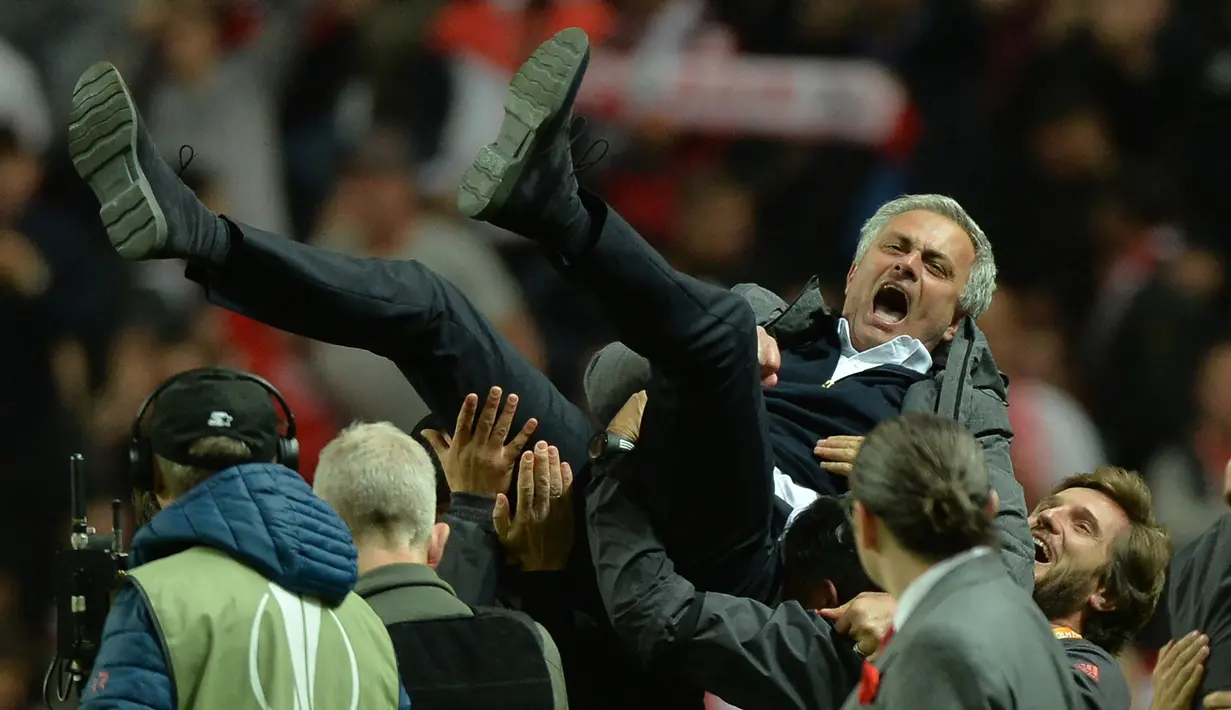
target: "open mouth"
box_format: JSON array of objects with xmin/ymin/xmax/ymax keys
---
[
  {"xmin": 1033, "ymin": 534, "xmax": 1053, "ymax": 564},
  {"xmin": 872, "ymin": 283, "xmax": 910, "ymax": 324}
]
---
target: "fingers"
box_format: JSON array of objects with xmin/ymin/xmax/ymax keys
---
[
  {"xmin": 1158, "ymin": 632, "xmax": 1209, "ymax": 704},
  {"xmin": 491, "ymin": 391, "xmax": 519, "ymax": 445},
  {"xmin": 818, "ymin": 600, "xmax": 854, "ymax": 633},
  {"xmin": 517, "ymin": 450, "xmax": 536, "ymax": 523},
  {"xmin": 474, "ymin": 386, "xmax": 503, "ymax": 443},
  {"xmin": 1171, "ymin": 633, "xmax": 1210, "ymax": 681},
  {"xmin": 815, "ymin": 437, "xmax": 862, "ymax": 476},
  {"xmin": 533, "ymin": 442, "xmax": 551, "ymax": 520},
  {"xmin": 814, "ymin": 445, "xmax": 858, "ymax": 462},
  {"xmin": 507, "ymin": 417, "xmax": 538, "ymax": 457},
  {"xmin": 817, "ymin": 604, "xmax": 845, "ymax": 620},
  {"xmin": 1180, "ymin": 648, "xmax": 1209, "ymax": 704},
  {"xmin": 452, "ymin": 393, "xmax": 480, "ymax": 448},
  {"xmin": 819, "ymin": 435, "xmax": 865, "ymax": 446},
  {"xmin": 1162, "ymin": 632, "xmax": 1208, "ymax": 675},
  {"xmin": 547, "ymin": 445, "xmax": 563, "ymax": 499},
  {"xmin": 820, "ymin": 462, "xmax": 854, "ymax": 476},
  {"xmin": 757, "ymin": 326, "xmax": 781, "ymax": 382},
  {"xmin": 854, "ymin": 631, "xmax": 880, "ymax": 658},
  {"xmin": 493, "ymin": 493, "xmax": 511, "ymax": 538},
  {"xmin": 560, "ymin": 461, "xmax": 574, "ymax": 495},
  {"xmin": 815, "ymin": 439, "xmax": 863, "ymax": 461},
  {"xmin": 1205, "ymin": 691, "xmax": 1231, "ymax": 709}
]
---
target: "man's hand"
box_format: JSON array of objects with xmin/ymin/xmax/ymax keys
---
[
  {"xmin": 814, "ymin": 435, "xmax": 864, "ymax": 476},
  {"xmin": 757, "ymin": 326, "xmax": 780, "ymax": 387},
  {"xmin": 1205, "ymin": 691, "xmax": 1231, "ymax": 709},
  {"xmin": 0, "ymin": 229, "xmax": 49, "ymax": 296},
  {"xmin": 1150, "ymin": 632, "xmax": 1209, "ymax": 710},
  {"xmin": 607, "ymin": 390, "xmax": 647, "ymax": 441},
  {"xmin": 819, "ymin": 592, "xmax": 897, "ymax": 659},
  {"xmin": 493, "ymin": 441, "xmax": 575, "ymax": 571},
  {"xmin": 422, "ymin": 386, "xmax": 538, "ymax": 498}
]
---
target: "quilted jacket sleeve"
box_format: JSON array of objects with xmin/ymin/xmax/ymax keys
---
[{"xmin": 79, "ymin": 584, "xmax": 175, "ymax": 710}]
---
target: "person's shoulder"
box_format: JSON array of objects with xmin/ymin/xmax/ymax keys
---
[
  {"xmin": 897, "ymin": 619, "xmax": 989, "ymax": 671},
  {"xmin": 1060, "ymin": 637, "xmax": 1132, "ymax": 707},
  {"xmin": 931, "ymin": 576, "xmax": 1045, "ymax": 645},
  {"xmin": 1171, "ymin": 513, "xmax": 1231, "ymax": 629},
  {"xmin": 1173, "ymin": 515, "xmax": 1231, "ymax": 592}
]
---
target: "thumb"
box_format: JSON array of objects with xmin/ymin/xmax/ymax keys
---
[
  {"xmin": 493, "ymin": 493, "xmax": 511, "ymax": 538},
  {"xmin": 421, "ymin": 429, "xmax": 448, "ymax": 454}
]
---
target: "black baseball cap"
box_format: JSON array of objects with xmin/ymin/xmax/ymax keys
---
[{"xmin": 148, "ymin": 371, "xmax": 280, "ymax": 469}]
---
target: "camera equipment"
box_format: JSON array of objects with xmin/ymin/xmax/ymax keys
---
[{"xmin": 43, "ymin": 454, "xmax": 128, "ymax": 709}]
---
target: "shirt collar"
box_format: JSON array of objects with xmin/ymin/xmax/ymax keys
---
[
  {"xmin": 892, "ymin": 546, "xmax": 992, "ymax": 631},
  {"xmin": 355, "ymin": 562, "xmax": 455, "ymax": 599},
  {"xmin": 835, "ymin": 318, "xmax": 933, "ymax": 375}
]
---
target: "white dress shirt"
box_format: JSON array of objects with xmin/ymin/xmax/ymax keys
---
[{"xmin": 775, "ymin": 319, "xmax": 932, "ymax": 522}]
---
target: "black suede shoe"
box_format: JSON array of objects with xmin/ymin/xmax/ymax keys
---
[
  {"xmin": 68, "ymin": 62, "xmax": 230, "ymax": 263},
  {"xmin": 458, "ymin": 27, "xmax": 593, "ymax": 245}
]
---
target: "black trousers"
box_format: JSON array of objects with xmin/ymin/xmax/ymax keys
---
[
  {"xmin": 550, "ymin": 192, "xmax": 778, "ymax": 600},
  {"xmin": 188, "ymin": 223, "xmax": 595, "ymax": 466},
  {"xmin": 191, "ymin": 205, "xmax": 777, "ymax": 600}
]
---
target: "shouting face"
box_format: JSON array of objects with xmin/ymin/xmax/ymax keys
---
[
  {"xmin": 842, "ymin": 210, "xmax": 976, "ymax": 352},
  {"xmin": 1029, "ymin": 487, "xmax": 1130, "ymax": 620}
]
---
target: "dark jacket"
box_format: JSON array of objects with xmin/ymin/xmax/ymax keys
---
[
  {"xmin": 436, "ymin": 492, "xmax": 505, "ymax": 606},
  {"xmin": 356, "ymin": 562, "xmax": 568, "ymax": 709},
  {"xmin": 584, "ymin": 278, "xmax": 1032, "ymax": 589},
  {"xmin": 79, "ymin": 463, "xmax": 411, "ymax": 710},
  {"xmin": 1170, "ymin": 514, "xmax": 1231, "ymax": 704},
  {"xmin": 587, "ymin": 470, "xmax": 864, "ymax": 710}
]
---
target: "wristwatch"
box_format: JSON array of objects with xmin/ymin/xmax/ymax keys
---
[{"xmin": 588, "ymin": 431, "xmax": 636, "ymax": 461}]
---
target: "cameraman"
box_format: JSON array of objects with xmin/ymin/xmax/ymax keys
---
[{"xmin": 81, "ymin": 368, "xmax": 410, "ymax": 710}]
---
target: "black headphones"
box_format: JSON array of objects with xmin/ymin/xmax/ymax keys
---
[{"xmin": 128, "ymin": 367, "xmax": 299, "ymax": 491}]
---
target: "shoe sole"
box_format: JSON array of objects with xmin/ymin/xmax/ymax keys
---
[
  {"xmin": 68, "ymin": 62, "xmax": 168, "ymax": 260},
  {"xmin": 457, "ymin": 27, "xmax": 591, "ymax": 221}
]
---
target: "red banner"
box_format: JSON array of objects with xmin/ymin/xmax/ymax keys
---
[{"xmin": 576, "ymin": 52, "xmax": 908, "ymax": 144}]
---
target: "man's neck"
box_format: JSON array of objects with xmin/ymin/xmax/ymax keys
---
[
  {"xmin": 877, "ymin": 549, "xmax": 935, "ymax": 600},
  {"xmin": 356, "ymin": 544, "xmax": 429, "ymax": 577},
  {"xmin": 1049, "ymin": 611, "xmax": 1084, "ymax": 637}
]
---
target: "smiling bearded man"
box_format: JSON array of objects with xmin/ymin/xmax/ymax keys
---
[{"xmin": 1029, "ymin": 466, "xmax": 1170, "ymax": 709}]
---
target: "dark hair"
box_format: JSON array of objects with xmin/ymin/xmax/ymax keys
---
[
  {"xmin": 781, "ymin": 496, "xmax": 876, "ymax": 604},
  {"xmin": 1051, "ymin": 467, "xmax": 1170, "ymax": 655},
  {"xmin": 408, "ymin": 427, "xmax": 450, "ymax": 516},
  {"xmin": 851, "ymin": 413, "xmax": 996, "ymax": 562}
]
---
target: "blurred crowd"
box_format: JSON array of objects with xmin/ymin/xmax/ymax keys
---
[{"xmin": 2, "ymin": 0, "xmax": 1231, "ymax": 707}]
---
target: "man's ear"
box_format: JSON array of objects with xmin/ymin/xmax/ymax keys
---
[
  {"xmin": 1089, "ymin": 589, "xmax": 1116, "ymax": 613},
  {"xmin": 151, "ymin": 459, "xmax": 171, "ymax": 508},
  {"xmin": 854, "ymin": 501, "xmax": 878, "ymax": 553},
  {"xmin": 941, "ymin": 310, "xmax": 966, "ymax": 343},
  {"xmin": 1222, "ymin": 456, "xmax": 1230, "ymax": 508},
  {"xmin": 820, "ymin": 579, "xmax": 840, "ymax": 610},
  {"xmin": 427, "ymin": 522, "xmax": 451, "ymax": 569},
  {"xmin": 845, "ymin": 262, "xmax": 857, "ymax": 293}
]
